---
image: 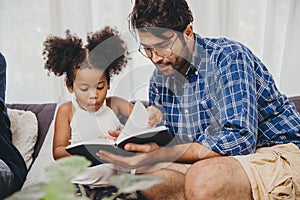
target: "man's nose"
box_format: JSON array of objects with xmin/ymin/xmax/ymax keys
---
[{"xmin": 151, "ymin": 51, "xmax": 164, "ymax": 63}]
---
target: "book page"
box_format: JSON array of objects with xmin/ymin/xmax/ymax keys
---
[{"xmin": 116, "ymin": 100, "xmax": 150, "ymax": 144}]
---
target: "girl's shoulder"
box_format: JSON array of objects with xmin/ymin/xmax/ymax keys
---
[{"xmin": 57, "ymin": 101, "xmax": 73, "ymax": 115}]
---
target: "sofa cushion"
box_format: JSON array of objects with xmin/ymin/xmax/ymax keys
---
[
  {"xmin": 6, "ymin": 103, "xmax": 57, "ymax": 161},
  {"xmin": 8, "ymin": 108, "xmax": 38, "ymax": 169},
  {"xmin": 22, "ymin": 121, "xmax": 55, "ymax": 188}
]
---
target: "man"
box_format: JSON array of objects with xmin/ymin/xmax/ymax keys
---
[
  {"xmin": 97, "ymin": 0, "xmax": 300, "ymax": 199},
  {"xmin": 0, "ymin": 52, "xmax": 27, "ymax": 199}
]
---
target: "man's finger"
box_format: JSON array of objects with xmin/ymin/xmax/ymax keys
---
[{"xmin": 124, "ymin": 142, "xmax": 158, "ymax": 152}]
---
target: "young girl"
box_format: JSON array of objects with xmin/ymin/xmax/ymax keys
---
[{"xmin": 43, "ymin": 26, "xmax": 162, "ymax": 198}]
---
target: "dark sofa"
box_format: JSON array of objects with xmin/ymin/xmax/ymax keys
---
[
  {"xmin": 5, "ymin": 95, "xmax": 300, "ymax": 188},
  {"xmin": 289, "ymin": 96, "xmax": 300, "ymax": 113}
]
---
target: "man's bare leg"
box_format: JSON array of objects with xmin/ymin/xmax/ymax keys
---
[
  {"xmin": 139, "ymin": 163, "xmax": 188, "ymax": 200},
  {"xmin": 185, "ymin": 157, "xmax": 253, "ymax": 200}
]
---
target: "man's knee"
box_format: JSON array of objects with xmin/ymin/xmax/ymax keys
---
[
  {"xmin": 185, "ymin": 158, "xmax": 220, "ymax": 199},
  {"xmin": 185, "ymin": 157, "xmax": 252, "ymax": 200}
]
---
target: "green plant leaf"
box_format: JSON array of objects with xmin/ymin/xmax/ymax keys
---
[
  {"xmin": 43, "ymin": 179, "xmax": 77, "ymax": 200},
  {"xmin": 43, "ymin": 156, "xmax": 91, "ymax": 200},
  {"xmin": 7, "ymin": 156, "xmax": 91, "ymax": 200},
  {"xmin": 5, "ymin": 183, "xmax": 46, "ymax": 200},
  {"xmin": 109, "ymin": 173, "xmax": 164, "ymax": 194},
  {"xmin": 45, "ymin": 156, "xmax": 91, "ymax": 182}
]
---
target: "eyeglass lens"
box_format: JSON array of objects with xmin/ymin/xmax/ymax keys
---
[{"xmin": 139, "ymin": 34, "xmax": 178, "ymax": 58}]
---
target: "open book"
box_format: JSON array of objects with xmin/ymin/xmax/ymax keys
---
[{"xmin": 66, "ymin": 101, "xmax": 175, "ymax": 166}]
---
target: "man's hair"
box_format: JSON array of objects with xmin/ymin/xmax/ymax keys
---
[{"xmin": 129, "ymin": 0, "xmax": 193, "ymax": 34}]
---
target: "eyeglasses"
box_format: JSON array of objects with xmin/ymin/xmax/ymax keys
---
[{"xmin": 138, "ymin": 34, "xmax": 179, "ymax": 58}]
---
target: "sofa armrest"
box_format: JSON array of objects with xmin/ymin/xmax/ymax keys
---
[{"xmin": 6, "ymin": 103, "xmax": 57, "ymax": 161}]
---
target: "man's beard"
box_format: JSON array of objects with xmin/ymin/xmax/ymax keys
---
[
  {"xmin": 167, "ymin": 54, "xmax": 192, "ymax": 94},
  {"xmin": 164, "ymin": 45, "xmax": 191, "ymax": 78}
]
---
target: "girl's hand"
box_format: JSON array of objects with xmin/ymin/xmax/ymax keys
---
[
  {"xmin": 98, "ymin": 134, "xmax": 116, "ymax": 141},
  {"xmin": 147, "ymin": 106, "xmax": 163, "ymax": 127},
  {"xmin": 107, "ymin": 129, "xmax": 121, "ymax": 141}
]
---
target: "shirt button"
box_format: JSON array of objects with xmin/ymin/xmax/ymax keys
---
[{"xmin": 185, "ymin": 109, "xmax": 189, "ymax": 114}]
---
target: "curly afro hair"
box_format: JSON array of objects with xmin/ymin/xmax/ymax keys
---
[{"xmin": 42, "ymin": 26, "xmax": 129, "ymax": 88}]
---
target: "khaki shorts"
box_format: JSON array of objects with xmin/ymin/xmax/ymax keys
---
[{"xmin": 234, "ymin": 143, "xmax": 300, "ymax": 200}]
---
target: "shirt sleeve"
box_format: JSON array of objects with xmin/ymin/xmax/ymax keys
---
[{"xmin": 195, "ymin": 49, "xmax": 258, "ymax": 155}]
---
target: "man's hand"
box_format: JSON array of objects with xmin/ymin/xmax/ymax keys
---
[
  {"xmin": 147, "ymin": 106, "xmax": 163, "ymax": 127},
  {"xmin": 96, "ymin": 142, "xmax": 161, "ymax": 169}
]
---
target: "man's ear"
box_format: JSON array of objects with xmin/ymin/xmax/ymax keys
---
[{"xmin": 183, "ymin": 24, "xmax": 194, "ymax": 39}]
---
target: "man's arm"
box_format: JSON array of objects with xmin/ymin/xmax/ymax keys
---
[
  {"xmin": 170, "ymin": 142, "xmax": 221, "ymax": 163},
  {"xmin": 96, "ymin": 142, "xmax": 221, "ymax": 170}
]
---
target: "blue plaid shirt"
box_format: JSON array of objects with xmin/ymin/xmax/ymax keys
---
[{"xmin": 149, "ymin": 34, "xmax": 300, "ymax": 156}]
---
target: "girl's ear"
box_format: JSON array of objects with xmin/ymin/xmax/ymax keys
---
[{"xmin": 67, "ymin": 86, "xmax": 74, "ymax": 93}]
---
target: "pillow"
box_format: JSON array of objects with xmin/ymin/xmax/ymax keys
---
[
  {"xmin": 22, "ymin": 121, "xmax": 55, "ymax": 188},
  {"xmin": 7, "ymin": 108, "xmax": 38, "ymax": 169}
]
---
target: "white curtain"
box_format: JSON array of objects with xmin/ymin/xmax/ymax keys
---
[
  {"xmin": 280, "ymin": 0, "xmax": 300, "ymax": 96},
  {"xmin": 0, "ymin": 0, "xmax": 299, "ymax": 103}
]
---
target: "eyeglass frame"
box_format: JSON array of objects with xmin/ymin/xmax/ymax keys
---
[{"xmin": 138, "ymin": 33, "xmax": 179, "ymax": 59}]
